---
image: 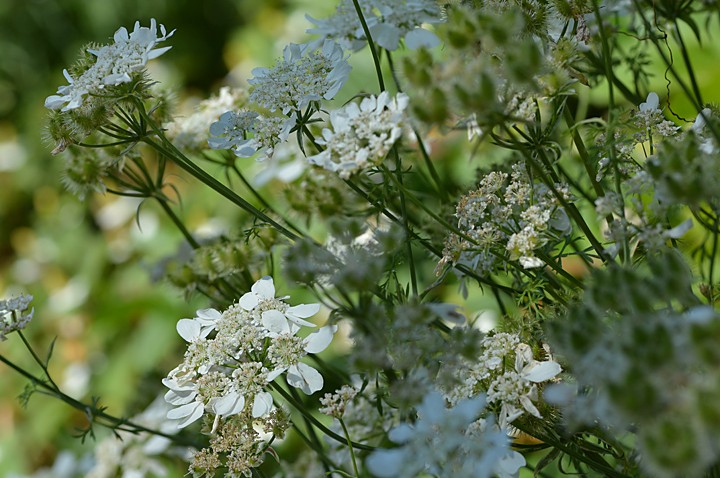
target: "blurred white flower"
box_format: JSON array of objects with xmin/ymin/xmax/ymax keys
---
[
  {"xmin": 164, "ymin": 86, "xmax": 247, "ymax": 151},
  {"xmin": 307, "ymin": 0, "xmax": 442, "ymax": 51},
  {"xmin": 366, "ymin": 391, "xmax": 515, "ymax": 478}
]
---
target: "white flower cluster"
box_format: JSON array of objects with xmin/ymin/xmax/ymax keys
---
[
  {"xmin": 0, "ymin": 294, "xmax": 34, "ymax": 342},
  {"xmin": 441, "ymin": 164, "xmax": 571, "ymax": 273},
  {"xmin": 365, "ymin": 390, "xmax": 524, "ymax": 478},
  {"xmin": 163, "ymin": 276, "xmax": 337, "ymax": 430},
  {"xmin": 308, "ymin": 91, "xmax": 409, "ymax": 178},
  {"xmin": 45, "ymin": 19, "xmax": 174, "ymax": 112},
  {"xmin": 443, "ymin": 332, "xmax": 561, "ymax": 430},
  {"xmin": 248, "ymin": 40, "xmax": 350, "ymax": 114},
  {"xmin": 164, "ymin": 87, "xmax": 247, "ymax": 152},
  {"xmin": 635, "ymin": 92, "xmax": 681, "ymax": 139},
  {"xmin": 319, "ymin": 384, "xmax": 358, "ymax": 419},
  {"xmin": 208, "ymin": 110, "xmax": 293, "ymax": 160},
  {"xmin": 307, "ymin": 0, "xmax": 442, "ymax": 51}
]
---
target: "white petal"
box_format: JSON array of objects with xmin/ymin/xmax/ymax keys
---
[
  {"xmin": 520, "ymin": 395, "xmax": 542, "ymax": 418},
  {"xmin": 167, "ymin": 401, "xmax": 202, "ymax": 420},
  {"xmin": 639, "ymin": 92, "xmax": 659, "ymax": 112},
  {"xmin": 196, "ymin": 308, "xmax": 222, "ymax": 324},
  {"xmin": 164, "ymin": 388, "xmax": 196, "ymax": 405},
  {"xmin": 286, "ymin": 363, "xmax": 323, "ymax": 394},
  {"xmin": 666, "ymin": 219, "xmax": 693, "ymax": 239},
  {"xmin": 388, "ymin": 424, "xmax": 414, "ymax": 444},
  {"xmin": 523, "ymin": 361, "xmax": 562, "ymax": 382},
  {"xmin": 496, "ymin": 451, "xmax": 526, "ymax": 478},
  {"xmin": 262, "ymin": 310, "xmax": 291, "ymax": 335},
  {"xmin": 252, "ymin": 276, "xmax": 275, "ymax": 299},
  {"xmin": 371, "ymin": 24, "xmax": 401, "ymax": 51},
  {"xmin": 176, "ymin": 319, "xmax": 201, "ymax": 342},
  {"xmin": 365, "ymin": 449, "xmax": 405, "ymax": 477},
  {"xmin": 252, "ymin": 391, "xmax": 274, "ymax": 417},
  {"xmin": 267, "ymin": 367, "xmax": 286, "ymax": 382},
  {"xmin": 304, "ymin": 325, "xmax": 337, "ymax": 354},
  {"xmin": 212, "ymin": 392, "xmax": 245, "ymax": 417},
  {"xmin": 238, "ymin": 292, "xmax": 259, "ymax": 310},
  {"xmin": 177, "ymin": 404, "xmax": 205, "ymax": 428},
  {"xmin": 286, "ymin": 303, "xmax": 320, "ymax": 319},
  {"xmin": 404, "ymin": 28, "xmax": 440, "ymax": 49}
]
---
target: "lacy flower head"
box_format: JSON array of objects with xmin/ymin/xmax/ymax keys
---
[
  {"xmin": 307, "ymin": 91, "xmax": 409, "ymax": 178},
  {"xmin": 45, "ymin": 19, "xmax": 174, "ymax": 112},
  {"xmin": 0, "ymin": 294, "xmax": 34, "ymax": 342},
  {"xmin": 208, "ymin": 110, "xmax": 294, "ymax": 160},
  {"xmin": 439, "ymin": 163, "xmax": 572, "ymax": 275},
  {"xmin": 163, "ymin": 276, "xmax": 336, "ymax": 430},
  {"xmin": 365, "ymin": 390, "xmax": 524, "ymax": 478},
  {"xmin": 248, "ymin": 39, "xmax": 350, "ymax": 114},
  {"xmin": 306, "ymin": 0, "xmax": 442, "ymax": 51}
]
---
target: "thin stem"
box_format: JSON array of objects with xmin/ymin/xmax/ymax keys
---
[
  {"xmin": 0, "ymin": 353, "xmax": 195, "ymax": 446},
  {"xmin": 155, "ymin": 198, "xmax": 201, "ymax": 249},
  {"xmin": 391, "ymin": 148, "xmax": 418, "ymax": 296},
  {"xmin": 352, "ymin": 0, "xmax": 385, "ymax": 92},
  {"xmin": 133, "ymin": 100, "xmax": 300, "ymax": 242},
  {"xmin": 17, "ymin": 331, "xmax": 60, "ymax": 391},
  {"xmin": 269, "ymin": 382, "xmax": 374, "ymax": 451},
  {"xmin": 339, "ymin": 418, "xmax": 360, "ymax": 477}
]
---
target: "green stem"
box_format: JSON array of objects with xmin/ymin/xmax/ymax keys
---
[
  {"xmin": 269, "ymin": 382, "xmax": 374, "ymax": 451},
  {"xmin": 352, "ymin": 0, "xmax": 385, "ymax": 92},
  {"xmin": 0, "ymin": 352, "xmax": 196, "ymax": 446},
  {"xmin": 391, "ymin": 148, "xmax": 418, "ymax": 296},
  {"xmin": 340, "ymin": 419, "xmax": 361, "ymax": 477},
  {"xmin": 133, "ymin": 100, "xmax": 300, "ymax": 242}
]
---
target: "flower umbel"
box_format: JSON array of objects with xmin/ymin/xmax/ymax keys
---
[
  {"xmin": 0, "ymin": 294, "xmax": 34, "ymax": 342},
  {"xmin": 308, "ymin": 91, "xmax": 409, "ymax": 178},
  {"xmin": 248, "ymin": 40, "xmax": 350, "ymax": 114},
  {"xmin": 45, "ymin": 19, "xmax": 174, "ymax": 112}
]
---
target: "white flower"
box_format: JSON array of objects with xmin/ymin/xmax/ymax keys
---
[
  {"xmin": 45, "ymin": 19, "xmax": 174, "ymax": 111},
  {"xmin": 308, "ymin": 0, "xmax": 442, "ymax": 52},
  {"xmin": 487, "ymin": 343, "xmax": 561, "ymax": 430},
  {"xmin": 248, "ymin": 40, "xmax": 351, "ymax": 114},
  {"xmin": 208, "ymin": 111, "xmax": 294, "ymax": 160},
  {"xmin": 370, "ymin": 0, "xmax": 443, "ymax": 51},
  {"xmin": 639, "ymin": 92, "xmax": 660, "ymax": 113},
  {"xmin": 266, "ymin": 325, "xmax": 338, "ymax": 394},
  {"xmin": 0, "ymin": 294, "xmax": 34, "ymax": 342},
  {"xmin": 306, "ymin": 0, "xmax": 376, "ymax": 51},
  {"xmin": 366, "ymin": 391, "xmax": 514, "ymax": 478},
  {"xmin": 163, "ymin": 276, "xmax": 333, "ymax": 431},
  {"xmin": 308, "ymin": 91, "xmax": 409, "ymax": 178}
]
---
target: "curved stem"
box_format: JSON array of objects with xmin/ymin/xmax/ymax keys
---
[{"xmin": 269, "ymin": 382, "xmax": 374, "ymax": 451}]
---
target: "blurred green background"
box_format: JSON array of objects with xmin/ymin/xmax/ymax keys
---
[{"xmin": 0, "ymin": 0, "xmax": 334, "ymax": 475}]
